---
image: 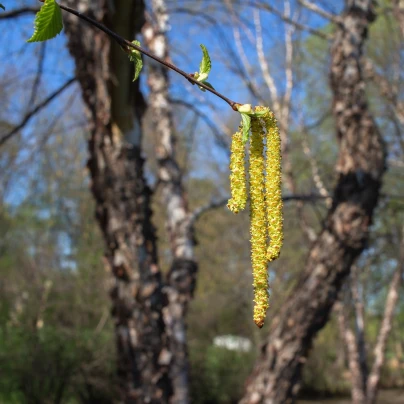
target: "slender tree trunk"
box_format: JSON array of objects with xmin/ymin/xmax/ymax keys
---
[
  {"xmin": 366, "ymin": 230, "xmax": 404, "ymax": 404},
  {"xmin": 337, "ymin": 228, "xmax": 403, "ymax": 404},
  {"xmin": 63, "ymin": 1, "xmax": 172, "ymax": 402},
  {"xmin": 240, "ymin": 1, "xmax": 386, "ymax": 403},
  {"xmin": 143, "ymin": 1, "xmax": 197, "ymax": 402},
  {"xmin": 350, "ymin": 266, "xmax": 369, "ymax": 390},
  {"xmin": 336, "ymin": 298, "xmax": 367, "ymax": 404}
]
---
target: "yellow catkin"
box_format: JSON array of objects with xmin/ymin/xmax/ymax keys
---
[
  {"xmin": 227, "ymin": 129, "xmax": 247, "ymax": 213},
  {"xmin": 259, "ymin": 106, "xmax": 284, "ymax": 262},
  {"xmin": 249, "ymin": 117, "xmax": 269, "ymax": 328}
]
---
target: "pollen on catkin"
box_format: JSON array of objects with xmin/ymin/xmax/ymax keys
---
[
  {"xmin": 249, "ymin": 117, "xmax": 269, "ymax": 328},
  {"xmin": 259, "ymin": 106, "xmax": 284, "ymax": 262},
  {"xmin": 227, "ymin": 129, "xmax": 247, "ymax": 214}
]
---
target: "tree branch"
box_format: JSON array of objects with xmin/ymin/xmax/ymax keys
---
[
  {"xmin": 0, "ymin": 7, "xmax": 39, "ymax": 19},
  {"xmin": 249, "ymin": 1, "xmax": 331, "ymax": 40},
  {"xmin": 298, "ymin": 0, "xmax": 341, "ymax": 23},
  {"xmin": 0, "ymin": 77, "xmax": 76, "ymax": 147},
  {"xmin": 58, "ymin": 3, "xmax": 240, "ymax": 110}
]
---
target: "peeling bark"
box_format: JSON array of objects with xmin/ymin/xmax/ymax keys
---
[
  {"xmin": 143, "ymin": 1, "xmax": 197, "ymax": 402},
  {"xmin": 63, "ymin": 1, "xmax": 172, "ymax": 402},
  {"xmin": 240, "ymin": 1, "xmax": 386, "ymax": 403}
]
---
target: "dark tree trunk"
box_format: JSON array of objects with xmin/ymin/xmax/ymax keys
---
[
  {"xmin": 240, "ymin": 1, "xmax": 386, "ymax": 403},
  {"xmin": 63, "ymin": 1, "xmax": 172, "ymax": 402}
]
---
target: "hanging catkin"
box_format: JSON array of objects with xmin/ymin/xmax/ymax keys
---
[
  {"xmin": 249, "ymin": 117, "xmax": 269, "ymax": 328},
  {"xmin": 227, "ymin": 129, "xmax": 247, "ymax": 213}
]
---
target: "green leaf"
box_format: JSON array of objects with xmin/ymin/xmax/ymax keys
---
[
  {"xmin": 128, "ymin": 40, "xmax": 143, "ymax": 82},
  {"xmin": 199, "ymin": 44, "xmax": 212, "ymax": 77},
  {"xmin": 27, "ymin": 0, "xmax": 63, "ymax": 43},
  {"xmin": 0, "ymin": 4, "xmax": 5, "ymax": 11},
  {"xmin": 202, "ymin": 81, "xmax": 215, "ymax": 90},
  {"xmin": 240, "ymin": 113, "xmax": 251, "ymax": 143},
  {"xmin": 197, "ymin": 81, "xmax": 215, "ymax": 92}
]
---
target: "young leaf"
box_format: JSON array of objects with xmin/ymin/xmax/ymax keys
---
[
  {"xmin": 0, "ymin": 4, "xmax": 5, "ymax": 10},
  {"xmin": 128, "ymin": 40, "xmax": 143, "ymax": 82},
  {"xmin": 238, "ymin": 104, "xmax": 252, "ymax": 113},
  {"xmin": 199, "ymin": 44, "xmax": 212, "ymax": 77},
  {"xmin": 202, "ymin": 81, "xmax": 215, "ymax": 90},
  {"xmin": 240, "ymin": 113, "xmax": 251, "ymax": 143},
  {"xmin": 27, "ymin": 0, "xmax": 63, "ymax": 43}
]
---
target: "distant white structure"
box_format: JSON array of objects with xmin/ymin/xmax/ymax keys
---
[{"xmin": 213, "ymin": 335, "xmax": 252, "ymax": 352}]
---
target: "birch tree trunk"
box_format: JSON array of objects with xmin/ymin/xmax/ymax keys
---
[
  {"xmin": 63, "ymin": 1, "xmax": 172, "ymax": 402},
  {"xmin": 240, "ymin": 1, "xmax": 386, "ymax": 402},
  {"xmin": 337, "ymin": 228, "xmax": 403, "ymax": 404},
  {"xmin": 143, "ymin": 1, "xmax": 197, "ymax": 402},
  {"xmin": 366, "ymin": 246, "xmax": 403, "ymax": 404}
]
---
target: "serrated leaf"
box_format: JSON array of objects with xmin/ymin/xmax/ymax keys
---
[
  {"xmin": 27, "ymin": 0, "xmax": 63, "ymax": 43},
  {"xmin": 128, "ymin": 40, "xmax": 143, "ymax": 82},
  {"xmin": 0, "ymin": 4, "xmax": 5, "ymax": 11},
  {"xmin": 240, "ymin": 113, "xmax": 251, "ymax": 143},
  {"xmin": 199, "ymin": 44, "xmax": 211, "ymax": 77}
]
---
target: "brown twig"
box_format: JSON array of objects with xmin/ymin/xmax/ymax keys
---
[{"xmin": 58, "ymin": 3, "xmax": 241, "ymax": 110}]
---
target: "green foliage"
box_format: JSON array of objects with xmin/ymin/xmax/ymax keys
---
[
  {"xmin": 190, "ymin": 345, "xmax": 255, "ymax": 404},
  {"xmin": 128, "ymin": 40, "xmax": 143, "ymax": 82},
  {"xmin": 0, "ymin": 4, "xmax": 5, "ymax": 11},
  {"xmin": 198, "ymin": 44, "xmax": 211, "ymax": 79},
  {"xmin": 194, "ymin": 44, "xmax": 215, "ymax": 91},
  {"xmin": 27, "ymin": 0, "xmax": 63, "ymax": 43}
]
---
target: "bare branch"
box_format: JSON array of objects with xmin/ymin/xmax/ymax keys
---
[
  {"xmin": 298, "ymin": 0, "xmax": 341, "ymax": 23},
  {"xmin": 249, "ymin": 1, "xmax": 330, "ymax": 40},
  {"xmin": 169, "ymin": 98, "xmax": 230, "ymax": 153},
  {"xmin": 253, "ymin": 9, "xmax": 280, "ymax": 111},
  {"xmin": 0, "ymin": 77, "xmax": 76, "ymax": 147},
  {"xmin": 0, "ymin": 7, "xmax": 39, "ymax": 19},
  {"xmin": 189, "ymin": 197, "xmax": 228, "ymax": 228},
  {"xmin": 301, "ymin": 130, "xmax": 332, "ymax": 206},
  {"xmin": 190, "ymin": 193, "xmax": 327, "ymax": 228},
  {"xmin": 27, "ymin": 42, "xmax": 47, "ymax": 107},
  {"xmin": 282, "ymin": 0, "xmax": 295, "ymax": 125}
]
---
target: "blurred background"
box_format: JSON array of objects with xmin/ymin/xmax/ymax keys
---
[{"xmin": 0, "ymin": 0, "xmax": 403, "ymax": 403}]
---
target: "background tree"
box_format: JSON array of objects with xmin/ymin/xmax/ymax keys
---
[{"xmin": 1, "ymin": 1, "xmax": 404, "ymax": 404}]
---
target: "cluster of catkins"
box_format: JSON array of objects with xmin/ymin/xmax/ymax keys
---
[{"xmin": 227, "ymin": 106, "xmax": 283, "ymax": 328}]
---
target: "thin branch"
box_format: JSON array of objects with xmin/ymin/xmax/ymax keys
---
[
  {"xmin": 170, "ymin": 98, "xmax": 230, "ymax": 153},
  {"xmin": 0, "ymin": 7, "xmax": 39, "ymax": 19},
  {"xmin": 27, "ymin": 42, "xmax": 46, "ymax": 107},
  {"xmin": 253, "ymin": 9, "xmax": 279, "ymax": 112},
  {"xmin": 189, "ymin": 194, "xmax": 327, "ymax": 227},
  {"xmin": 0, "ymin": 77, "xmax": 76, "ymax": 147},
  {"xmin": 189, "ymin": 197, "xmax": 228, "ymax": 228},
  {"xmin": 58, "ymin": 3, "xmax": 240, "ymax": 110},
  {"xmin": 297, "ymin": 0, "xmax": 341, "ymax": 23},
  {"xmin": 170, "ymin": 7, "xmax": 264, "ymax": 103},
  {"xmin": 248, "ymin": 1, "xmax": 330, "ymax": 40}
]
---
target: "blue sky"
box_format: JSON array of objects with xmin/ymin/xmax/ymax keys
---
[{"xmin": 0, "ymin": 0, "xmax": 341, "ymax": 206}]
